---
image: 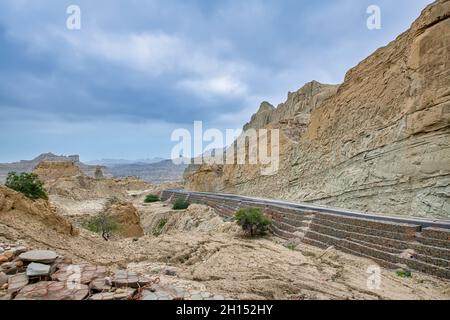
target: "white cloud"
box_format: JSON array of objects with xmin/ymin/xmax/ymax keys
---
[{"xmin": 177, "ymin": 75, "xmax": 248, "ymax": 98}]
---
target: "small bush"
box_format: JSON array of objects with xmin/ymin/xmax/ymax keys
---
[
  {"xmin": 144, "ymin": 194, "xmax": 160, "ymax": 203},
  {"xmin": 235, "ymin": 208, "xmax": 272, "ymax": 237},
  {"xmin": 172, "ymin": 199, "xmax": 190, "ymax": 210},
  {"xmin": 83, "ymin": 213, "xmax": 118, "ymax": 235},
  {"xmin": 152, "ymin": 218, "xmax": 168, "ymax": 236},
  {"xmin": 285, "ymin": 243, "xmax": 296, "ymax": 251},
  {"xmin": 5, "ymin": 172, "xmax": 48, "ymax": 200},
  {"xmin": 396, "ymin": 270, "xmax": 412, "ymax": 278}
]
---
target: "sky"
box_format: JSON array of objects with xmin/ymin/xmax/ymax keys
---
[{"xmin": 0, "ymin": 0, "xmax": 432, "ymax": 162}]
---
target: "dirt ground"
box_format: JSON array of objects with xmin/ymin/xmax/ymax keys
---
[{"xmin": 1, "ymin": 186, "xmax": 449, "ymax": 300}]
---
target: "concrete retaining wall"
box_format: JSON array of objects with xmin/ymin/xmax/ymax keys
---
[{"xmin": 161, "ymin": 190, "xmax": 450, "ymax": 279}]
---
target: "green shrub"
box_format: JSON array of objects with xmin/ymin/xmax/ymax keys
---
[
  {"xmin": 83, "ymin": 213, "xmax": 118, "ymax": 235},
  {"xmin": 285, "ymin": 243, "xmax": 296, "ymax": 251},
  {"xmin": 152, "ymin": 218, "xmax": 168, "ymax": 236},
  {"xmin": 172, "ymin": 199, "xmax": 190, "ymax": 210},
  {"xmin": 144, "ymin": 194, "xmax": 160, "ymax": 203},
  {"xmin": 234, "ymin": 208, "xmax": 272, "ymax": 237},
  {"xmin": 5, "ymin": 172, "xmax": 48, "ymax": 200},
  {"xmin": 396, "ymin": 270, "xmax": 412, "ymax": 278}
]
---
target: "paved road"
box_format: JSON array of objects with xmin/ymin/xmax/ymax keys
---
[{"xmin": 165, "ymin": 189, "xmax": 450, "ymax": 230}]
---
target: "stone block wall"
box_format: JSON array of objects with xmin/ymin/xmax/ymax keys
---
[{"xmin": 161, "ymin": 189, "xmax": 450, "ymax": 279}]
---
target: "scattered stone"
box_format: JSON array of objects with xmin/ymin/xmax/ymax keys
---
[
  {"xmin": 13, "ymin": 246, "xmax": 28, "ymax": 255},
  {"xmin": 3, "ymin": 251, "xmax": 14, "ymax": 260},
  {"xmin": 399, "ymin": 249, "xmax": 417, "ymax": 260},
  {"xmin": 89, "ymin": 292, "xmax": 115, "ymax": 301},
  {"xmin": 0, "ymin": 255, "xmax": 9, "ymax": 264},
  {"xmin": 90, "ymin": 288, "xmax": 135, "ymax": 300},
  {"xmin": 15, "ymin": 281, "xmax": 89, "ymax": 300},
  {"xmin": 54, "ymin": 256, "xmax": 73, "ymax": 269},
  {"xmin": 145, "ymin": 284, "xmax": 186, "ymax": 300},
  {"xmin": 1, "ymin": 262, "xmax": 14, "ymax": 270},
  {"xmin": 0, "ymin": 272, "xmax": 7, "ymax": 286},
  {"xmin": 113, "ymin": 288, "xmax": 136, "ymax": 300},
  {"xmin": 3, "ymin": 265, "xmax": 17, "ymax": 275},
  {"xmin": 162, "ymin": 266, "xmax": 177, "ymax": 277},
  {"xmin": 89, "ymin": 277, "xmax": 112, "ymax": 292},
  {"xmin": 113, "ymin": 270, "xmax": 152, "ymax": 288},
  {"xmin": 52, "ymin": 264, "xmax": 108, "ymax": 284},
  {"xmin": 8, "ymin": 273, "xmax": 29, "ymax": 293},
  {"xmin": 26, "ymin": 263, "xmax": 51, "ymax": 277},
  {"xmin": 19, "ymin": 250, "xmax": 58, "ymax": 264}
]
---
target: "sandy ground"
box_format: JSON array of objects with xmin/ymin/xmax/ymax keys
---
[{"xmin": 2, "ymin": 188, "xmax": 449, "ymax": 300}]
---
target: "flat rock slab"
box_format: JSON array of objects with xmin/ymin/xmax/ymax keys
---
[
  {"xmin": 14, "ymin": 281, "xmax": 89, "ymax": 300},
  {"xmin": 8, "ymin": 273, "xmax": 29, "ymax": 293},
  {"xmin": 19, "ymin": 250, "xmax": 58, "ymax": 264},
  {"xmin": 26, "ymin": 263, "xmax": 51, "ymax": 277},
  {"xmin": 89, "ymin": 277, "xmax": 112, "ymax": 292},
  {"xmin": 89, "ymin": 289, "xmax": 135, "ymax": 301},
  {"xmin": 52, "ymin": 264, "xmax": 108, "ymax": 284},
  {"xmin": 142, "ymin": 284, "xmax": 185, "ymax": 300},
  {"xmin": 189, "ymin": 290, "xmax": 224, "ymax": 300},
  {"xmin": 113, "ymin": 270, "xmax": 152, "ymax": 288}
]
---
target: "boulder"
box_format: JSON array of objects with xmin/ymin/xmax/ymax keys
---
[
  {"xmin": 19, "ymin": 250, "xmax": 58, "ymax": 264},
  {"xmin": 26, "ymin": 263, "xmax": 51, "ymax": 277}
]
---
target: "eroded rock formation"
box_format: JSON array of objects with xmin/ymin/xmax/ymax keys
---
[{"xmin": 185, "ymin": 0, "xmax": 450, "ymax": 219}]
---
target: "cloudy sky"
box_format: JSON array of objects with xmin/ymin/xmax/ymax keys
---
[{"xmin": 0, "ymin": 0, "xmax": 431, "ymax": 162}]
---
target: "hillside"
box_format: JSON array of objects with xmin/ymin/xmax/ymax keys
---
[{"xmin": 184, "ymin": 0, "xmax": 450, "ymax": 219}]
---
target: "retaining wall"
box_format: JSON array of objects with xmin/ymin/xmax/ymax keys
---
[{"xmin": 161, "ymin": 190, "xmax": 450, "ymax": 279}]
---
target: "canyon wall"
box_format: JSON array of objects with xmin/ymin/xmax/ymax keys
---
[{"xmin": 185, "ymin": 0, "xmax": 450, "ymax": 219}]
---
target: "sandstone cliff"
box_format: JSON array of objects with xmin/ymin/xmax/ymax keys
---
[{"xmin": 185, "ymin": 0, "xmax": 450, "ymax": 219}]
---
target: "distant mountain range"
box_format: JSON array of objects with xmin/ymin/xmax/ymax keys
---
[
  {"xmin": 85, "ymin": 158, "xmax": 165, "ymax": 166},
  {"xmin": 0, "ymin": 153, "xmax": 187, "ymax": 184},
  {"xmin": 0, "ymin": 153, "xmax": 100, "ymax": 183},
  {"xmin": 105, "ymin": 160, "xmax": 188, "ymax": 184}
]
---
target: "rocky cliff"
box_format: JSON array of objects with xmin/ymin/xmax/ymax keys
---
[{"xmin": 185, "ymin": 0, "xmax": 450, "ymax": 219}]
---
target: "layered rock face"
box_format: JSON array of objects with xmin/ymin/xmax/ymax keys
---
[
  {"xmin": 34, "ymin": 161, "xmax": 84, "ymax": 183},
  {"xmin": 185, "ymin": 0, "xmax": 450, "ymax": 219}
]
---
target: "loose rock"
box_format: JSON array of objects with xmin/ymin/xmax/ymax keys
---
[
  {"xmin": 26, "ymin": 263, "xmax": 51, "ymax": 277},
  {"xmin": 89, "ymin": 277, "xmax": 112, "ymax": 292},
  {"xmin": 8, "ymin": 273, "xmax": 29, "ymax": 293},
  {"xmin": 113, "ymin": 270, "xmax": 152, "ymax": 288},
  {"xmin": 0, "ymin": 272, "xmax": 7, "ymax": 286},
  {"xmin": 19, "ymin": 250, "xmax": 58, "ymax": 264}
]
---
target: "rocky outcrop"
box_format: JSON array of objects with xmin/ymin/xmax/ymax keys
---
[
  {"xmin": 0, "ymin": 186, "xmax": 76, "ymax": 236},
  {"xmin": 34, "ymin": 161, "xmax": 84, "ymax": 183},
  {"xmin": 104, "ymin": 200, "xmax": 144, "ymax": 238},
  {"xmin": 185, "ymin": 0, "xmax": 450, "ymax": 219}
]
